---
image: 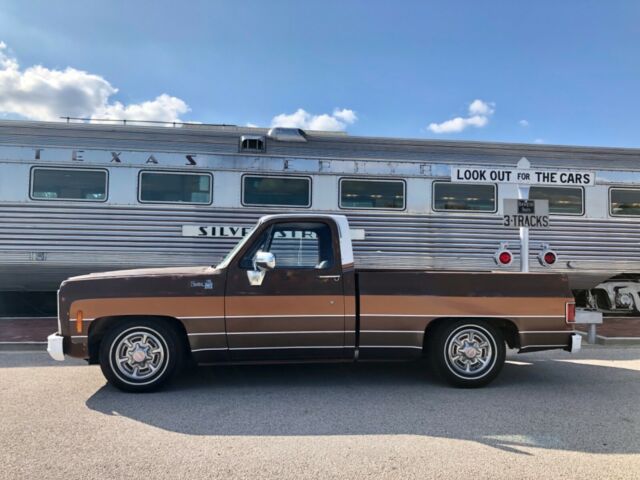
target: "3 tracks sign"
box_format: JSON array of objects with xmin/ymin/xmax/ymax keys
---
[{"xmin": 502, "ymin": 199, "xmax": 550, "ymax": 229}]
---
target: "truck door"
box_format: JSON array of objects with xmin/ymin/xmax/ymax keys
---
[{"xmin": 224, "ymin": 220, "xmax": 346, "ymax": 361}]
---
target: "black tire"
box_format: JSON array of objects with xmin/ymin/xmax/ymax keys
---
[
  {"xmin": 99, "ymin": 318, "xmax": 184, "ymax": 393},
  {"xmin": 428, "ymin": 320, "xmax": 505, "ymax": 388}
]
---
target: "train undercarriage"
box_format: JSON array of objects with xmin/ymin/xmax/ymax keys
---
[{"xmin": 575, "ymin": 275, "xmax": 640, "ymax": 316}]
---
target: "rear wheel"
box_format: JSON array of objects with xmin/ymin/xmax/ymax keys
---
[
  {"xmin": 428, "ymin": 320, "xmax": 505, "ymax": 388},
  {"xmin": 99, "ymin": 319, "xmax": 183, "ymax": 393}
]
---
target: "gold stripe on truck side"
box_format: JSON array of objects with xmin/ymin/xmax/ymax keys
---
[{"xmin": 69, "ymin": 296, "xmax": 226, "ymax": 336}]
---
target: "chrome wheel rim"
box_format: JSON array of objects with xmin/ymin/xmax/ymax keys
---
[
  {"xmin": 112, "ymin": 329, "xmax": 167, "ymax": 382},
  {"xmin": 445, "ymin": 327, "xmax": 494, "ymax": 378}
]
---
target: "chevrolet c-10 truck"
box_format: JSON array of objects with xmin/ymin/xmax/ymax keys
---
[{"xmin": 47, "ymin": 214, "xmax": 582, "ymax": 392}]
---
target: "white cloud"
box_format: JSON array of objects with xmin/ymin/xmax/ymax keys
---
[
  {"xmin": 534, "ymin": 138, "xmax": 545, "ymax": 144},
  {"xmin": 0, "ymin": 42, "xmax": 189, "ymax": 123},
  {"xmin": 519, "ymin": 119, "xmax": 529, "ymax": 127},
  {"xmin": 271, "ymin": 108, "xmax": 357, "ymax": 131},
  {"xmin": 92, "ymin": 94, "xmax": 189, "ymax": 123},
  {"xmin": 468, "ymin": 99, "xmax": 494, "ymax": 116},
  {"xmin": 332, "ymin": 108, "xmax": 357, "ymax": 124},
  {"xmin": 427, "ymin": 99, "xmax": 495, "ymax": 134}
]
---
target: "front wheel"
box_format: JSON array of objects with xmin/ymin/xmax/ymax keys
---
[
  {"xmin": 428, "ymin": 320, "xmax": 505, "ymax": 388},
  {"xmin": 99, "ymin": 319, "xmax": 183, "ymax": 393}
]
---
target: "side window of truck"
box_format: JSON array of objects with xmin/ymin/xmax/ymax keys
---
[{"xmin": 240, "ymin": 222, "xmax": 335, "ymax": 270}]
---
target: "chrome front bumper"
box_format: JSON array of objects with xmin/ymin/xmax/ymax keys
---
[
  {"xmin": 570, "ymin": 333, "xmax": 582, "ymax": 354},
  {"xmin": 47, "ymin": 333, "xmax": 65, "ymax": 361}
]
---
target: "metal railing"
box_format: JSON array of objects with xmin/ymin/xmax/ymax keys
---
[{"xmin": 59, "ymin": 116, "xmax": 238, "ymax": 128}]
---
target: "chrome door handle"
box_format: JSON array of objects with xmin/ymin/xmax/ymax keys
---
[{"xmin": 317, "ymin": 275, "xmax": 341, "ymax": 281}]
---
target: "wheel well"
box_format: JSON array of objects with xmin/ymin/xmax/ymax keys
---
[
  {"xmin": 423, "ymin": 317, "xmax": 520, "ymax": 352},
  {"xmin": 87, "ymin": 315, "xmax": 190, "ymax": 364}
]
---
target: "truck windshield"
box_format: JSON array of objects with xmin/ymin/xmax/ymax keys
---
[{"xmin": 215, "ymin": 229, "xmax": 255, "ymax": 269}]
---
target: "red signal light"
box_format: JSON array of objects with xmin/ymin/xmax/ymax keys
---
[
  {"xmin": 538, "ymin": 246, "xmax": 558, "ymax": 267},
  {"xmin": 494, "ymin": 244, "xmax": 513, "ymax": 267},
  {"xmin": 499, "ymin": 251, "xmax": 512, "ymax": 265}
]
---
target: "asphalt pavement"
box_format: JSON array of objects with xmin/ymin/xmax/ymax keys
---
[{"xmin": 1, "ymin": 347, "xmax": 639, "ymax": 479}]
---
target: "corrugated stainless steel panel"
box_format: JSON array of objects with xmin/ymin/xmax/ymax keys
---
[{"xmin": 2, "ymin": 201, "xmax": 640, "ymax": 290}]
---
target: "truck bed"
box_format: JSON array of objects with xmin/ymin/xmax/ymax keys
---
[{"xmin": 354, "ymin": 270, "xmax": 574, "ymax": 359}]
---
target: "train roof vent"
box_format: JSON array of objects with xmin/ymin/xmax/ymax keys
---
[
  {"xmin": 267, "ymin": 127, "xmax": 308, "ymax": 142},
  {"xmin": 240, "ymin": 135, "xmax": 266, "ymax": 153}
]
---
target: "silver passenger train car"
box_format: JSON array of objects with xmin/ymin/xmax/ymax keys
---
[{"xmin": 1, "ymin": 119, "xmax": 640, "ymax": 315}]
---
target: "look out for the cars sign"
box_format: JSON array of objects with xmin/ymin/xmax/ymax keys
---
[{"xmin": 451, "ymin": 166, "xmax": 595, "ymax": 186}]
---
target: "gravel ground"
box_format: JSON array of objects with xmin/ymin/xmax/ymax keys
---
[{"xmin": 1, "ymin": 347, "xmax": 639, "ymax": 479}]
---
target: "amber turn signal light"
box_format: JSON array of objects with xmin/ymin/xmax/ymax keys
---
[{"xmin": 75, "ymin": 310, "xmax": 83, "ymax": 333}]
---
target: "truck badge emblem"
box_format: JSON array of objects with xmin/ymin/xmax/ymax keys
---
[{"xmin": 190, "ymin": 280, "xmax": 214, "ymax": 289}]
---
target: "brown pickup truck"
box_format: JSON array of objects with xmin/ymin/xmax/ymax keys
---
[{"xmin": 48, "ymin": 214, "xmax": 581, "ymax": 392}]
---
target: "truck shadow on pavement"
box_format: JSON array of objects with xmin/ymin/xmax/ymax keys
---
[{"xmin": 85, "ymin": 352, "xmax": 640, "ymax": 455}]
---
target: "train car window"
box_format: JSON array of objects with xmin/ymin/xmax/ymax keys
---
[
  {"xmin": 139, "ymin": 172, "xmax": 212, "ymax": 204},
  {"xmin": 30, "ymin": 168, "xmax": 107, "ymax": 201},
  {"xmin": 339, "ymin": 178, "xmax": 405, "ymax": 210},
  {"xmin": 529, "ymin": 186, "xmax": 584, "ymax": 215},
  {"xmin": 610, "ymin": 188, "xmax": 640, "ymax": 216},
  {"xmin": 432, "ymin": 182, "xmax": 496, "ymax": 212},
  {"xmin": 242, "ymin": 175, "xmax": 311, "ymax": 207}
]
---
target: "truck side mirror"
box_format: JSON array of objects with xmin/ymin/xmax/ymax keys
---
[
  {"xmin": 248, "ymin": 251, "xmax": 275, "ymax": 286},
  {"xmin": 254, "ymin": 251, "xmax": 275, "ymax": 271}
]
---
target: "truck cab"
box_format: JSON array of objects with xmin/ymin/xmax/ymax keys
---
[
  {"xmin": 217, "ymin": 214, "xmax": 356, "ymax": 362},
  {"xmin": 48, "ymin": 214, "xmax": 582, "ymax": 392}
]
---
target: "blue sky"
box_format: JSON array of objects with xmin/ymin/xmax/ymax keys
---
[{"xmin": 1, "ymin": 0, "xmax": 639, "ymax": 147}]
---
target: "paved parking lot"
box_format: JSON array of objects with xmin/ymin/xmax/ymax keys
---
[{"xmin": 1, "ymin": 347, "xmax": 639, "ymax": 479}]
